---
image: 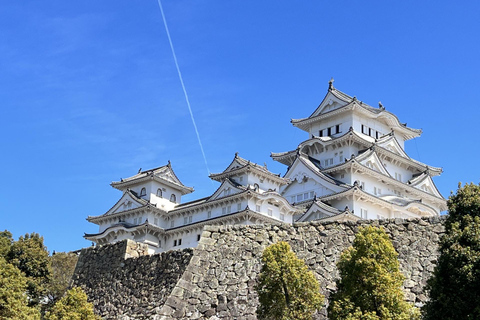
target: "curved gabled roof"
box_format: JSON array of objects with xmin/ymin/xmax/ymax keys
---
[
  {"xmin": 209, "ymin": 153, "xmax": 287, "ymax": 185},
  {"xmin": 111, "ymin": 162, "xmax": 194, "ymax": 195},
  {"xmin": 322, "ymin": 156, "xmax": 446, "ymax": 206},
  {"xmin": 291, "ymin": 84, "xmax": 422, "ymax": 140},
  {"xmin": 86, "ymin": 189, "xmax": 161, "ymax": 223},
  {"xmin": 272, "ymin": 128, "xmax": 442, "ymax": 175}
]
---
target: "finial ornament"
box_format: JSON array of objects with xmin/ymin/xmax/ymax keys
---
[
  {"xmin": 379, "ymin": 101, "xmax": 384, "ymax": 110},
  {"xmin": 138, "ymin": 168, "xmax": 142, "ymax": 173},
  {"xmin": 329, "ymin": 78, "xmax": 334, "ymax": 90},
  {"xmin": 235, "ymin": 152, "xmax": 239, "ymax": 157}
]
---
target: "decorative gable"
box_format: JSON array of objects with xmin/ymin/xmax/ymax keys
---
[
  {"xmin": 357, "ymin": 150, "xmax": 390, "ymax": 176},
  {"xmin": 208, "ymin": 179, "xmax": 244, "ymax": 201},
  {"xmin": 376, "ymin": 135, "xmax": 409, "ymax": 158},
  {"xmin": 310, "ymin": 91, "xmax": 351, "ymax": 118}
]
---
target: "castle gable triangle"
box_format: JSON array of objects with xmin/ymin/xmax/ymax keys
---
[
  {"xmin": 309, "ymin": 90, "xmax": 352, "ymax": 118},
  {"xmin": 207, "ymin": 179, "xmax": 244, "ymax": 201},
  {"xmin": 356, "ymin": 149, "xmax": 390, "ymax": 176},
  {"xmin": 106, "ymin": 190, "xmax": 147, "ymax": 216},
  {"xmin": 283, "ymin": 155, "xmax": 347, "ymax": 196},
  {"xmin": 376, "ymin": 135, "xmax": 409, "ymax": 158}
]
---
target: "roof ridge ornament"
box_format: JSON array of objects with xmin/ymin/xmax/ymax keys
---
[
  {"xmin": 138, "ymin": 168, "xmax": 142, "ymax": 173},
  {"xmin": 328, "ymin": 77, "xmax": 335, "ymax": 90},
  {"xmin": 379, "ymin": 101, "xmax": 385, "ymax": 110}
]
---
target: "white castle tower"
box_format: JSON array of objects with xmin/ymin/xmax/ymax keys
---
[
  {"xmin": 271, "ymin": 79, "xmax": 446, "ymax": 222},
  {"xmin": 85, "ymin": 155, "xmax": 300, "ymax": 253},
  {"xmin": 85, "ymin": 80, "xmax": 446, "ymax": 252}
]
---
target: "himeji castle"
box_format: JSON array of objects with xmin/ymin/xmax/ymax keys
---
[{"xmin": 85, "ymin": 80, "xmax": 446, "ymax": 253}]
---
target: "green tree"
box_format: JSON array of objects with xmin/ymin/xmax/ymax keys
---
[
  {"xmin": 255, "ymin": 241, "xmax": 324, "ymax": 320},
  {"xmin": 423, "ymin": 183, "xmax": 480, "ymax": 320},
  {"xmin": 7, "ymin": 233, "xmax": 51, "ymax": 305},
  {"xmin": 0, "ymin": 231, "xmax": 13, "ymax": 259},
  {"xmin": 328, "ymin": 226, "xmax": 419, "ymax": 320},
  {"xmin": 0, "ymin": 257, "xmax": 40, "ymax": 320},
  {"xmin": 45, "ymin": 287, "xmax": 100, "ymax": 320},
  {"xmin": 45, "ymin": 252, "xmax": 79, "ymax": 308}
]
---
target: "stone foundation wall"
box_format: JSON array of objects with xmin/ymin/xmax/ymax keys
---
[
  {"xmin": 157, "ymin": 217, "xmax": 445, "ymax": 319},
  {"xmin": 72, "ymin": 240, "xmax": 194, "ymax": 319},
  {"xmin": 73, "ymin": 217, "xmax": 445, "ymax": 319}
]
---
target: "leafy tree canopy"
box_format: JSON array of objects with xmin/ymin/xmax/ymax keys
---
[
  {"xmin": 45, "ymin": 287, "xmax": 100, "ymax": 320},
  {"xmin": 256, "ymin": 241, "xmax": 324, "ymax": 320},
  {"xmin": 423, "ymin": 183, "xmax": 480, "ymax": 320},
  {"xmin": 0, "ymin": 257, "xmax": 40, "ymax": 320},
  {"xmin": 328, "ymin": 226, "xmax": 419, "ymax": 320},
  {"xmin": 7, "ymin": 233, "xmax": 51, "ymax": 305},
  {"xmin": 0, "ymin": 230, "xmax": 13, "ymax": 259}
]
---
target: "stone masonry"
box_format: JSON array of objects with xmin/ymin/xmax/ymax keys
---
[{"xmin": 73, "ymin": 217, "xmax": 446, "ymax": 319}]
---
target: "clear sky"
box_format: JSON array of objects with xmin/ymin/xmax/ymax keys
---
[{"xmin": 1, "ymin": 1, "xmax": 479, "ymax": 253}]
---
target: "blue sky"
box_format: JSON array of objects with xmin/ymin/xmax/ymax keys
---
[{"xmin": 1, "ymin": 1, "xmax": 479, "ymax": 252}]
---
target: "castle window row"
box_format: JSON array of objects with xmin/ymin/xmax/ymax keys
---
[
  {"xmin": 361, "ymin": 124, "xmax": 382, "ymax": 139},
  {"xmin": 291, "ymin": 191, "xmax": 315, "ymax": 203},
  {"xmin": 319, "ymin": 124, "xmax": 341, "ymax": 137}
]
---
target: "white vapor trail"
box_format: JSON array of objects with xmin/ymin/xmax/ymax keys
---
[{"xmin": 156, "ymin": 0, "xmax": 211, "ymax": 176}]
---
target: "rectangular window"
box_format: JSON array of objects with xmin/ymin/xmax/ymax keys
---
[
  {"xmin": 139, "ymin": 216, "xmax": 142, "ymax": 223},
  {"xmin": 368, "ymin": 128, "xmax": 372, "ymax": 136},
  {"xmin": 280, "ymin": 213, "xmax": 285, "ymax": 221},
  {"xmin": 361, "ymin": 124, "xmax": 365, "ymax": 134},
  {"xmin": 329, "ymin": 158, "xmax": 333, "ymax": 165},
  {"xmin": 189, "ymin": 216, "xmax": 192, "ymax": 223},
  {"xmin": 341, "ymin": 173, "xmax": 345, "ymax": 179},
  {"xmin": 268, "ymin": 209, "xmax": 272, "ymax": 216},
  {"xmin": 173, "ymin": 240, "xmax": 177, "ymax": 246},
  {"xmin": 239, "ymin": 176, "xmax": 243, "ymax": 182},
  {"xmin": 227, "ymin": 206, "xmax": 231, "ymax": 214},
  {"xmin": 395, "ymin": 173, "xmax": 402, "ymax": 182},
  {"xmin": 256, "ymin": 205, "xmax": 261, "ymax": 211},
  {"xmin": 134, "ymin": 218, "xmax": 137, "ymax": 224},
  {"xmin": 324, "ymin": 159, "xmax": 329, "ymax": 167},
  {"xmin": 207, "ymin": 211, "xmax": 212, "ymax": 218},
  {"xmin": 237, "ymin": 203, "xmax": 242, "ymax": 211},
  {"xmin": 361, "ymin": 181, "xmax": 365, "ymax": 189},
  {"xmin": 303, "ymin": 193, "xmax": 308, "ymax": 199},
  {"xmin": 339, "ymin": 151, "xmax": 344, "ymax": 162},
  {"xmin": 197, "ymin": 234, "xmax": 201, "ymax": 241},
  {"xmin": 170, "ymin": 220, "xmax": 174, "ymax": 228},
  {"xmin": 360, "ymin": 208, "xmax": 368, "ymax": 219},
  {"xmin": 327, "ymin": 127, "xmax": 332, "ymax": 136},
  {"xmin": 376, "ymin": 131, "xmax": 379, "ymax": 139},
  {"xmin": 297, "ymin": 194, "xmax": 303, "ymax": 202},
  {"xmin": 178, "ymin": 239, "xmax": 182, "ymax": 246},
  {"xmin": 154, "ymin": 218, "xmax": 158, "ymax": 225},
  {"xmin": 184, "ymin": 217, "xmax": 188, "ymax": 225},
  {"xmin": 291, "ymin": 196, "xmax": 295, "ymax": 203},
  {"xmin": 222, "ymin": 207, "xmax": 226, "ymax": 215},
  {"xmin": 310, "ymin": 191, "xmax": 314, "ymax": 198},
  {"xmin": 319, "ymin": 130, "xmax": 323, "ymax": 137},
  {"xmin": 336, "ymin": 124, "xmax": 340, "ymax": 134}
]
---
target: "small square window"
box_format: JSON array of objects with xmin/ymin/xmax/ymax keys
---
[
  {"xmin": 297, "ymin": 194, "xmax": 303, "ymax": 202},
  {"xmin": 268, "ymin": 209, "xmax": 273, "ymax": 216},
  {"xmin": 207, "ymin": 211, "xmax": 212, "ymax": 218},
  {"xmin": 280, "ymin": 213, "xmax": 285, "ymax": 221}
]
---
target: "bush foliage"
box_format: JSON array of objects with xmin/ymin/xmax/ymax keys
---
[
  {"xmin": 256, "ymin": 241, "xmax": 324, "ymax": 320},
  {"xmin": 328, "ymin": 226, "xmax": 419, "ymax": 320}
]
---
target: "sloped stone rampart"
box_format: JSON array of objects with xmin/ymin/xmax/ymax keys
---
[
  {"xmin": 72, "ymin": 240, "xmax": 194, "ymax": 319},
  {"xmin": 157, "ymin": 217, "xmax": 445, "ymax": 319},
  {"xmin": 73, "ymin": 217, "xmax": 446, "ymax": 319}
]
